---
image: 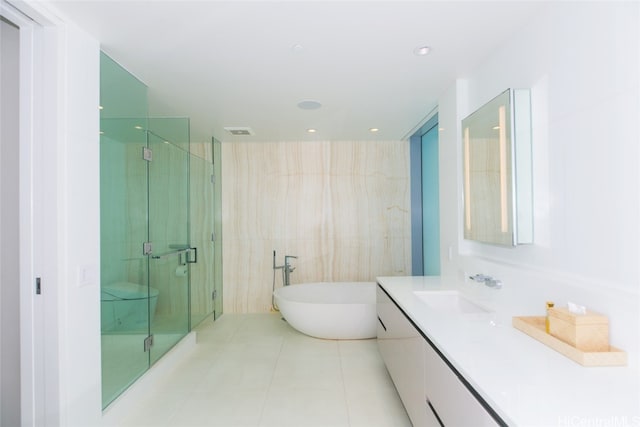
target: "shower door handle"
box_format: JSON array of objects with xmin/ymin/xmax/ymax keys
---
[
  {"xmin": 186, "ymin": 247, "xmax": 197, "ymax": 264},
  {"xmin": 151, "ymin": 248, "xmax": 190, "ymax": 260}
]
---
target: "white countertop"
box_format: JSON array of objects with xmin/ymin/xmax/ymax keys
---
[{"xmin": 376, "ymin": 276, "xmax": 640, "ymax": 426}]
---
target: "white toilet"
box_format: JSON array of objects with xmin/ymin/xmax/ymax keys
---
[{"xmin": 101, "ymin": 282, "xmax": 159, "ymax": 332}]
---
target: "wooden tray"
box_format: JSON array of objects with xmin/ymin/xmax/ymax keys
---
[{"xmin": 512, "ymin": 316, "xmax": 627, "ymax": 367}]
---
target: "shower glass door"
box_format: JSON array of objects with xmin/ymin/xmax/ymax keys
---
[
  {"xmin": 189, "ymin": 153, "xmax": 215, "ymax": 327},
  {"xmin": 100, "ymin": 118, "xmax": 151, "ymax": 408},
  {"xmin": 147, "ymin": 127, "xmax": 190, "ymax": 365}
]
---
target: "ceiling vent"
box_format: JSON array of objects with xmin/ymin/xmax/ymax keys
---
[{"xmin": 224, "ymin": 126, "xmax": 255, "ymax": 136}]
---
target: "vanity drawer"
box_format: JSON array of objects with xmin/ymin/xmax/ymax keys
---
[{"xmin": 424, "ymin": 341, "xmax": 499, "ymax": 426}]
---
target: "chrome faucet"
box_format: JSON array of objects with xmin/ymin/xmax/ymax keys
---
[
  {"xmin": 284, "ymin": 255, "xmax": 297, "ymax": 287},
  {"xmin": 273, "ymin": 251, "xmax": 297, "ymax": 287},
  {"xmin": 469, "ymin": 273, "xmax": 502, "ymax": 289}
]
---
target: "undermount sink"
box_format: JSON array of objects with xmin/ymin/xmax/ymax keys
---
[{"xmin": 414, "ymin": 291, "xmax": 491, "ymax": 314}]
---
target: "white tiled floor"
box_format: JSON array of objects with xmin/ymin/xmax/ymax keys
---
[{"xmin": 102, "ymin": 313, "xmax": 412, "ymax": 427}]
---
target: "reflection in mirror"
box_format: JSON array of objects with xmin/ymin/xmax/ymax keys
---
[{"xmin": 462, "ymin": 89, "xmax": 532, "ymax": 246}]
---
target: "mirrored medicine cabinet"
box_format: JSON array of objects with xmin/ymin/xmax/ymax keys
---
[{"xmin": 462, "ymin": 88, "xmax": 533, "ymax": 246}]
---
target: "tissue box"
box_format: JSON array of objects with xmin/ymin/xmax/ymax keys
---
[{"xmin": 548, "ymin": 307, "xmax": 609, "ymax": 351}]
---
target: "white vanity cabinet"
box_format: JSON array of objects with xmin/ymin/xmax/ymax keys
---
[
  {"xmin": 423, "ymin": 341, "xmax": 499, "ymax": 426},
  {"xmin": 376, "ymin": 285, "xmax": 432, "ymax": 426},
  {"xmin": 377, "ymin": 284, "xmax": 502, "ymax": 427}
]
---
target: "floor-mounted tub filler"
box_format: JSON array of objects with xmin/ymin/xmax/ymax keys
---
[{"xmin": 273, "ymin": 282, "xmax": 377, "ymax": 339}]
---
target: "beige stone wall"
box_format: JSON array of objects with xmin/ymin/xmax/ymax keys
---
[{"xmin": 221, "ymin": 140, "xmax": 411, "ymax": 313}]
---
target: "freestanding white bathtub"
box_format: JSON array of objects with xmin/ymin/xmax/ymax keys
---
[{"xmin": 273, "ymin": 282, "xmax": 377, "ymax": 340}]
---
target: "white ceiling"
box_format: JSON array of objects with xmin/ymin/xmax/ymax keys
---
[{"xmin": 50, "ymin": 1, "xmax": 545, "ymax": 143}]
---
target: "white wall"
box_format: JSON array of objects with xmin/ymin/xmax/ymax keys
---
[
  {"xmin": 56, "ymin": 21, "xmax": 102, "ymax": 426},
  {"xmin": 438, "ymin": 2, "xmax": 639, "ymax": 363}
]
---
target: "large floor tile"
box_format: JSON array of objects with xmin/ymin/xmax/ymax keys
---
[
  {"xmin": 345, "ymin": 388, "xmax": 412, "ymax": 427},
  {"xmin": 100, "ymin": 313, "xmax": 411, "ymax": 427},
  {"xmin": 340, "ymin": 352, "xmax": 396, "ymax": 394},
  {"xmin": 260, "ymin": 388, "xmax": 350, "ymax": 427},
  {"xmin": 279, "ymin": 334, "xmax": 341, "ymax": 359},
  {"xmin": 103, "ymin": 391, "xmax": 187, "ymax": 427},
  {"xmin": 194, "ymin": 355, "xmax": 277, "ymax": 393},
  {"xmin": 167, "ymin": 389, "xmax": 268, "ymax": 427},
  {"xmin": 270, "ymin": 355, "xmax": 343, "ymax": 391}
]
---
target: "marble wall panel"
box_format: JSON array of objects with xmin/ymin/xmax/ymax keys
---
[
  {"xmin": 222, "ymin": 140, "xmax": 410, "ymax": 313},
  {"xmin": 189, "ymin": 141, "xmax": 213, "ymax": 162}
]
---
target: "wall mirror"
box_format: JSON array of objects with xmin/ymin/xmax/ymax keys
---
[{"xmin": 462, "ymin": 88, "xmax": 533, "ymax": 246}]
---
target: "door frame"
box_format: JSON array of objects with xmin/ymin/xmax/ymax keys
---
[{"xmin": 1, "ymin": 11, "xmax": 23, "ymax": 426}]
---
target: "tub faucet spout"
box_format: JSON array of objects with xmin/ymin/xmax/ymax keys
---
[
  {"xmin": 284, "ymin": 255, "xmax": 297, "ymax": 286},
  {"xmin": 285, "ymin": 255, "xmax": 297, "ymax": 270}
]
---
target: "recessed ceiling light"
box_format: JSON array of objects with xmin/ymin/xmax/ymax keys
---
[
  {"xmin": 413, "ymin": 46, "xmax": 431, "ymax": 56},
  {"xmin": 369, "ymin": 128, "xmax": 380, "ymax": 133},
  {"xmin": 297, "ymin": 99, "xmax": 322, "ymax": 110},
  {"xmin": 307, "ymin": 128, "xmax": 317, "ymax": 133},
  {"xmin": 134, "ymin": 125, "xmax": 143, "ymax": 130}
]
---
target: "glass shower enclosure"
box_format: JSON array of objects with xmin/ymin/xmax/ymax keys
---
[{"xmin": 100, "ymin": 53, "xmax": 219, "ymax": 408}]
